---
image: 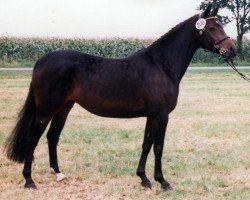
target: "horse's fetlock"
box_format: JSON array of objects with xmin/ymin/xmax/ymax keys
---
[
  {"xmin": 136, "ymin": 169, "xmax": 145, "ymax": 177},
  {"xmin": 154, "ymin": 174, "xmax": 164, "ymax": 182}
]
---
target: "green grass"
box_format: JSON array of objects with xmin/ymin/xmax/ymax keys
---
[
  {"xmin": 0, "ymin": 60, "xmax": 34, "ymax": 68},
  {"xmin": 0, "ymin": 71, "xmax": 249, "ymax": 199}
]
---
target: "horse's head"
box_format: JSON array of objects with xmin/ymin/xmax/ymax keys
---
[{"xmin": 195, "ymin": 4, "xmax": 237, "ymax": 59}]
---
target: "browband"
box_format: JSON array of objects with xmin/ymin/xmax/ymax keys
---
[
  {"xmin": 205, "ymin": 16, "xmax": 218, "ymax": 20},
  {"xmin": 196, "ymin": 16, "xmax": 218, "ymax": 34},
  {"xmin": 198, "ymin": 13, "xmax": 218, "ymax": 20}
]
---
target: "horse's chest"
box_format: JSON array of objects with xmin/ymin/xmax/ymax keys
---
[{"xmin": 146, "ymin": 82, "xmax": 179, "ymax": 113}]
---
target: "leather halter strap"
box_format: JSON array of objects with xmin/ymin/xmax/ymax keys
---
[
  {"xmin": 213, "ymin": 36, "xmax": 231, "ymax": 55},
  {"xmin": 214, "ymin": 36, "xmax": 230, "ymax": 46}
]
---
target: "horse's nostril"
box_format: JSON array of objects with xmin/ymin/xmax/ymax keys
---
[{"xmin": 229, "ymin": 46, "xmax": 236, "ymax": 57}]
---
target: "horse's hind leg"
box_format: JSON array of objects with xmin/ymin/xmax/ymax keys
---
[
  {"xmin": 47, "ymin": 101, "xmax": 74, "ymax": 182},
  {"xmin": 23, "ymin": 112, "xmax": 52, "ymax": 189}
]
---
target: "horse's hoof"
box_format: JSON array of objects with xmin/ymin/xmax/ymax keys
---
[
  {"xmin": 24, "ymin": 182, "xmax": 37, "ymax": 189},
  {"xmin": 141, "ymin": 181, "xmax": 152, "ymax": 189},
  {"xmin": 161, "ymin": 182, "xmax": 172, "ymax": 191},
  {"xmin": 56, "ymin": 173, "xmax": 67, "ymax": 182},
  {"xmin": 50, "ymin": 168, "xmax": 67, "ymax": 182}
]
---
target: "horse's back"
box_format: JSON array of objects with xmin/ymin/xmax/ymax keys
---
[{"xmin": 34, "ymin": 50, "xmax": 103, "ymax": 71}]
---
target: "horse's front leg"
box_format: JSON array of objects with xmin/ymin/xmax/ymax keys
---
[
  {"xmin": 152, "ymin": 111, "xmax": 172, "ymax": 190},
  {"xmin": 137, "ymin": 117, "xmax": 154, "ymax": 189}
]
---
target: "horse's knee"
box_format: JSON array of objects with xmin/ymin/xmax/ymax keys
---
[
  {"xmin": 154, "ymin": 145, "xmax": 163, "ymax": 156},
  {"xmin": 142, "ymin": 143, "xmax": 151, "ymax": 154}
]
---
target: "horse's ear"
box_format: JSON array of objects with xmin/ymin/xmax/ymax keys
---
[
  {"xmin": 211, "ymin": 5, "xmax": 219, "ymax": 16},
  {"xmin": 201, "ymin": 4, "xmax": 212, "ymax": 18}
]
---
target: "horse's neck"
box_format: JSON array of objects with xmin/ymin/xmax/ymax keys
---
[{"xmin": 147, "ymin": 16, "xmax": 200, "ymax": 82}]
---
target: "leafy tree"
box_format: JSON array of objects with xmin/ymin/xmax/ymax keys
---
[{"xmin": 199, "ymin": 0, "xmax": 250, "ymax": 59}]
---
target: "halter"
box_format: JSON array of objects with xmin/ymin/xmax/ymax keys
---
[
  {"xmin": 196, "ymin": 16, "xmax": 250, "ymax": 82},
  {"xmin": 196, "ymin": 16, "xmax": 230, "ymax": 55}
]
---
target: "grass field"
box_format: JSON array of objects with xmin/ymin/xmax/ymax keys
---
[{"xmin": 0, "ymin": 70, "xmax": 249, "ymax": 200}]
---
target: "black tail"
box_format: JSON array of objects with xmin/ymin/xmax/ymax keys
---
[{"xmin": 5, "ymin": 84, "xmax": 36, "ymax": 163}]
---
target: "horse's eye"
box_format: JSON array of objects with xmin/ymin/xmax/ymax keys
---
[{"xmin": 209, "ymin": 27, "xmax": 216, "ymax": 32}]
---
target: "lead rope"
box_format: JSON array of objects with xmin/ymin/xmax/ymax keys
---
[{"xmin": 226, "ymin": 58, "xmax": 250, "ymax": 82}]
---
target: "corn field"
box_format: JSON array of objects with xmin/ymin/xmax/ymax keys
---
[{"xmin": 0, "ymin": 37, "xmax": 249, "ymax": 66}]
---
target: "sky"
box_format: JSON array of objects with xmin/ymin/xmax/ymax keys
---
[{"xmin": 0, "ymin": 0, "xmax": 249, "ymax": 39}]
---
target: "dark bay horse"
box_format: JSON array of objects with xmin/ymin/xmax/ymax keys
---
[{"xmin": 5, "ymin": 5, "xmax": 236, "ymax": 190}]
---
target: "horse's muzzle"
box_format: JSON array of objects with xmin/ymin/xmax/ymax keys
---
[
  {"xmin": 215, "ymin": 44, "xmax": 237, "ymax": 59},
  {"xmin": 226, "ymin": 46, "xmax": 237, "ymax": 58},
  {"xmin": 214, "ymin": 37, "xmax": 237, "ymax": 59},
  {"xmin": 223, "ymin": 41, "xmax": 237, "ymax": 59}
]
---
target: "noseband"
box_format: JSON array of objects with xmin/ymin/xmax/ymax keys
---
[
  {"xmin": 196, "ymin": 16, "xmax": 230, "ymax": 55},
  {"xmin": 213, "ymin": 36, "xmax": 230, "ymax": 55}
]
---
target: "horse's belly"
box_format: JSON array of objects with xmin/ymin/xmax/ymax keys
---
[
  {"xmin": 75, "ymin": 95, "xmax": 146, "ymax": 118},
  {"xmin": 79, "ymin": 102, "xmax": 146, "ymax": 118}
]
